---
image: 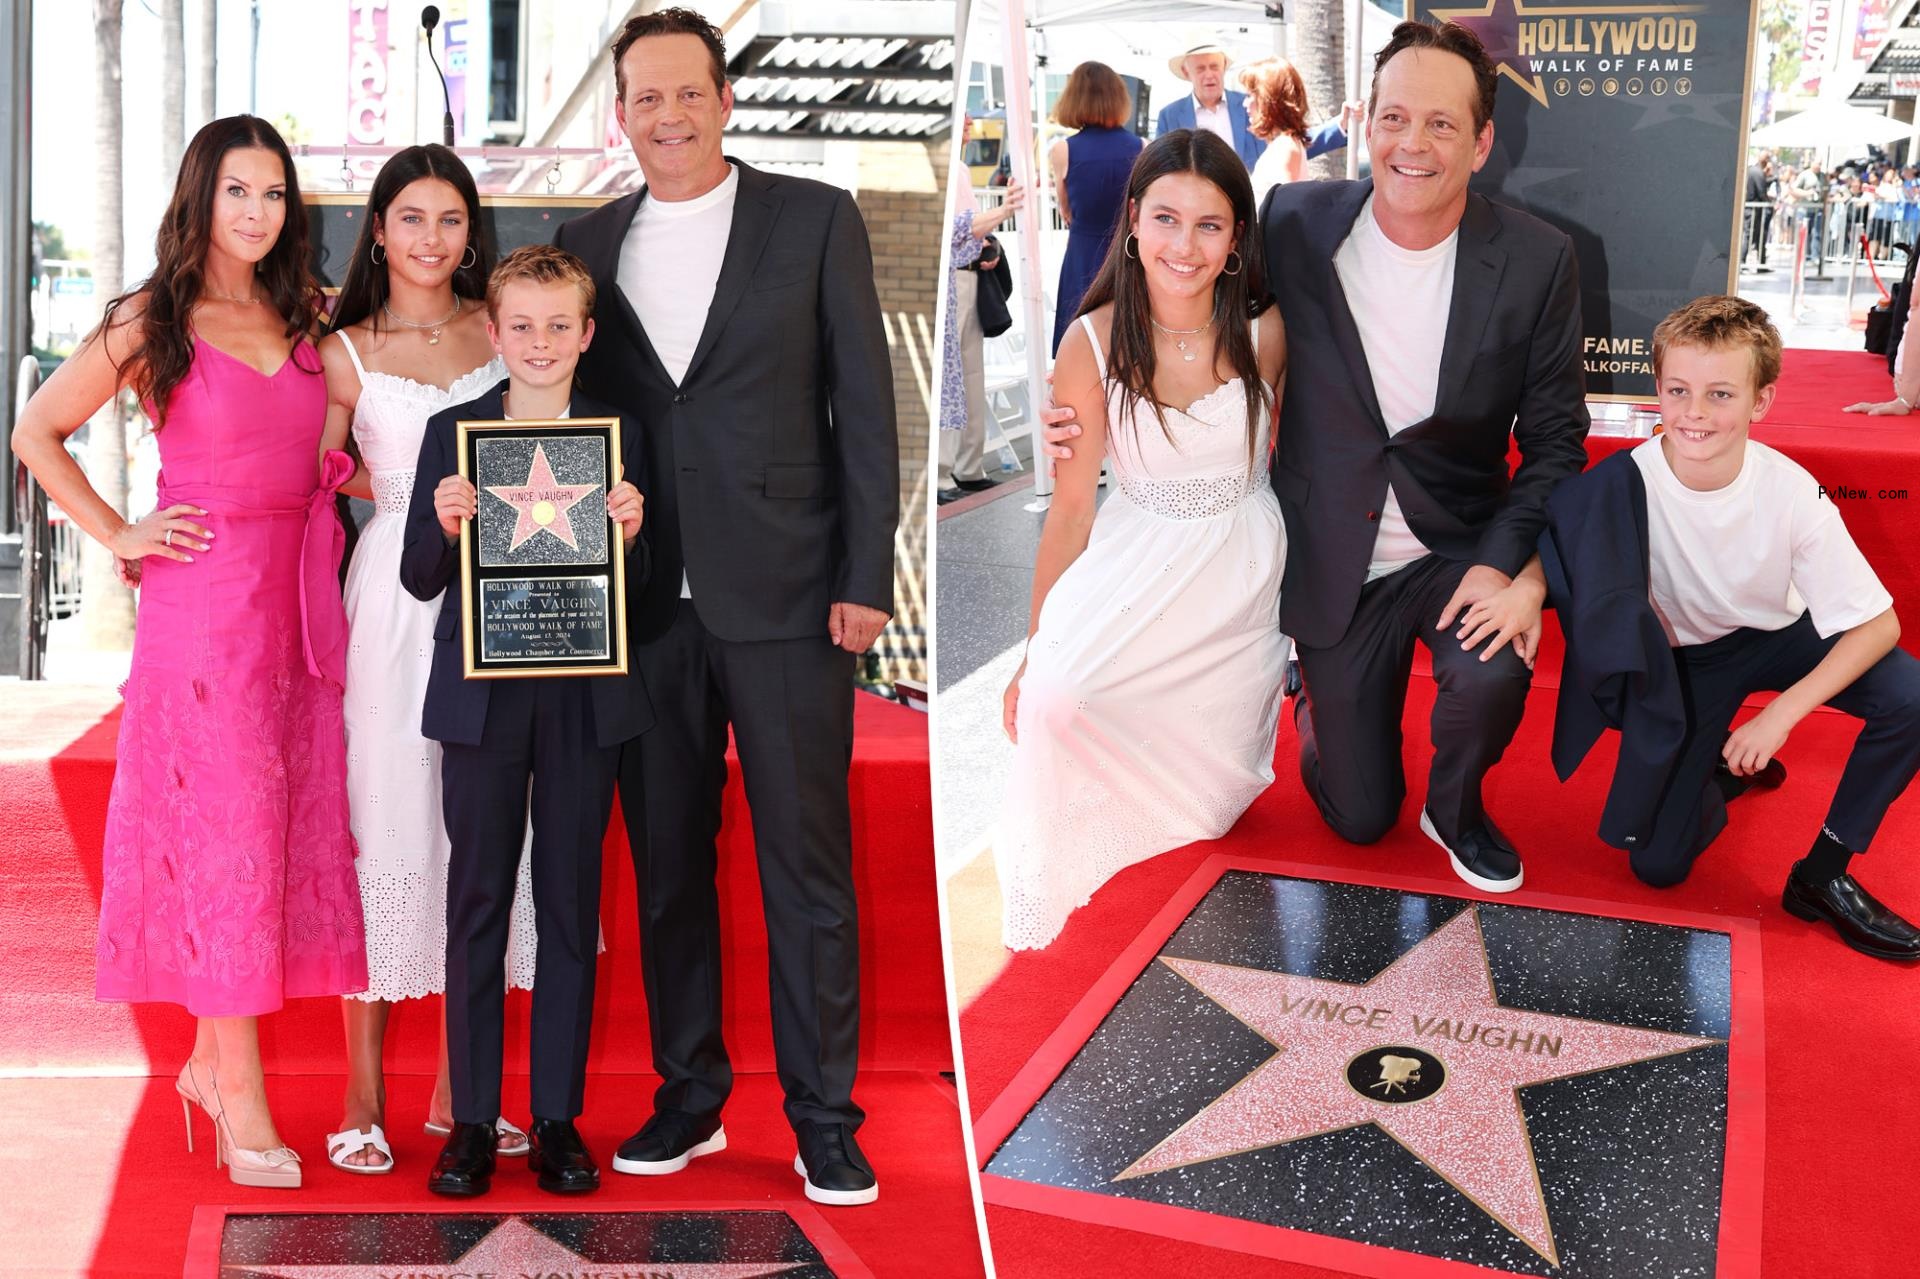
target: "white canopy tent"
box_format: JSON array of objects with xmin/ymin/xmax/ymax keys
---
[{"xmin": 957, "ymin": 0, "xmax": 1401, "ymax": 498}]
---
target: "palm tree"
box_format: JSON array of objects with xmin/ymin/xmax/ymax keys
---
[
  {"xmin": 83, "ymin": 0, "xmax": 134, "ymax": 649},
  {"xmin": 196, "ymin": 0, "xmax": 216, "ymax": 126},
  {"xmin": 161, "ymin": 0, "xmax": 185, "ymax": 175},
  {"xmin": 1292, "ymin": 0, "xmax": 1348, "ymax": 180}
]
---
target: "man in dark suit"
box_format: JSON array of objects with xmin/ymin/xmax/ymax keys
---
[
  {"xmin": 552, "ymin": 8, "xmax": 897, "ymax": 1206},
  {"xmin": 1262, "ymin": 21, "xmax": 1588, "ymax": 889},
  {"xmin": 1047, "ymin": 20, "xmax": 1587, "ymax": 889}
]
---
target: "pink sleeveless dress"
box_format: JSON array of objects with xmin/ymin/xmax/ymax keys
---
[{"xmin": 94, "ymin": 336, "xmax": 369, "ymax": 1015}]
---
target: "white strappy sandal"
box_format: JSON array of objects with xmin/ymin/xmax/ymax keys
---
[
  {"xmin": 423, "ymin": 1116, "xmax": 530, "ymax": 1157},
  {"xmin": 326, "ymin": 1124, "xmax": 394, "ymax": 1175}
]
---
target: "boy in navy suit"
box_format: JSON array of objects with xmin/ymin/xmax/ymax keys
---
[
  {"xmin": 402, "ymin": 245, "xmax": 652, "ymax": 1194},
  {"xmin": 1543, "ymin": 296, "xmax": 1920, "ymax": 959}
]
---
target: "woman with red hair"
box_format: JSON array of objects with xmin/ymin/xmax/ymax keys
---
[{"xmin": 1241, "ymin": 56, "xmax": 1312, "ymax": 207}]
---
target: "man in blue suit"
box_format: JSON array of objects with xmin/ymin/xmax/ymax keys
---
[{"xmin": 1154, "ymin": 42, "xmax": 1350, "ymax": 167}]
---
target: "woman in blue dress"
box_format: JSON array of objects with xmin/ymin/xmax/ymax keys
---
[{"xmin": 1048, "ymin": 62, "xmax": 1143, "ymax": 355}]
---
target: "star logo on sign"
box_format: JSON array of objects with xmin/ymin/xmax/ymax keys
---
[
  {"xmin": 1428, "ymin": 0, "xmax": 1708, "ymax": 109},
  {"xmin": 485, "ymin": 442, "xmax": 601, "ymax": 553},
  {"xmin": 1115, "ymin": 907, "xmax": 1721, "ymax": 1266},
  {"xmin": 229, "ymin": 1215, "xmax": 808, "ymax": 1279}
]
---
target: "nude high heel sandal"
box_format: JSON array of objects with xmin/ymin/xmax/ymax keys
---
[{"xmin": 190, "ymin": 1063, "xmax": 303, "ymax": 1188}]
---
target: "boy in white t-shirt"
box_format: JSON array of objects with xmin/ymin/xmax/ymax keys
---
[{"xmin": 1549, "ymin": 296, "xmax": 1920, "ymax": 959}]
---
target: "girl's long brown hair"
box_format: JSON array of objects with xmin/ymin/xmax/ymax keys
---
[
  {"xmin": 102, "ymin": 115, "xmax": 321, "ymax": 427},
  {"xmin": 1073, "ymin": 129, "xmax": 1273, "ymax": 469}
]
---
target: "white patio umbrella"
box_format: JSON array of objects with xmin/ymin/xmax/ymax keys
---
[{"xmin": 1748, "ymin": 100, "xmax": 1912, "ymax": 151}]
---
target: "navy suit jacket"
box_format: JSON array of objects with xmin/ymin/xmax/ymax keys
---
[
  {"xmin": 398, "ymin": 380, "xmax": 654, "ymax": 749},
  {"xmin": 1260, "ymin": 180, "xmax": 1590, "ymax": 648},
  {"xmin": 1539, "ymin": 452, "xmax": 1685, "ymax": 852}
]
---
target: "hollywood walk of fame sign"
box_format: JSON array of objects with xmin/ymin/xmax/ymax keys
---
[
  {"xmin": 1412, "ymin": 0, "xmax": 1759, "ymax": 400},
  {"xmin": 209, "ymin": 1210, "xmax": 847, "ymax": 1279},
  {"xmin": 457, "ymin": 417, "xmax": 629, "ymax": 679},
  {"xmin": 982, "ymin": 870, "xmax": 1750, "ymax": 1278}
]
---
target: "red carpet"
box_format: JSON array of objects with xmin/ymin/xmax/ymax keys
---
[
  {"xmin": 0, "ymin": 1071, "xmax": 978, "ymax": 1277},
  {"xmin": 0, "ymin": 688, "xmax": 947, "ymax": 1077},
  {"xmin": 962, "ymin": 674, "xmax": 1920, "ymax": 1279},
  {"xmin": 0, "ymin": 684, "xmax": 980, "ymax": 1276}
]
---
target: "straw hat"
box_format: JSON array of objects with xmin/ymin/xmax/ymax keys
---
[{"xmin": 1168, "ymin": 42, "xmax": 1233, "ymax": 80}]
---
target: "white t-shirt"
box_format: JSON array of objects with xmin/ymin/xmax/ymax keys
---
[
  {"xmin": 1333, "ymin": 196, "xmax": 1458, "ymax": 578},
  {"xmin": 1631, "ymin": 436, "xmax": 1892, "ymax": 647},
  {"xmin": 1192, "ymin": 95, "xmax": 1236, "ymax": 155},
  {"xmin": 617, "ymin": 165, "xmax": 739, "ymax": 598}
]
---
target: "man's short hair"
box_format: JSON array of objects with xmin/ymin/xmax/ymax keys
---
[
  {"xmin": 486, "ymin": 244, "xmax": 596, "ymax": 321},
  {"xmin": 1370, "ymin": 20, "xmax": 1499, "ymax": 134},
  {"xmin": 613, "ymin": 6, "xmax": 728, "ymax": 101},
  {"xmin": 1651, "ymin": 295, "xmax": 1783, "ymax": 391}
]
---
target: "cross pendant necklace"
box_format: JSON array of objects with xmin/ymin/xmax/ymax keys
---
[{"xmin": 1150, "ymin": 315, "xmax": 1211, "ymax": 362}]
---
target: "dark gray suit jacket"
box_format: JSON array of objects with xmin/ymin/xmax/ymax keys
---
[
  {"xmin": 556, "ymin": 159, "xmax": 898, "ymax": 645},
  {"xmin": 398, "ymin": 381, "xmax": 654, "ymax": 748},
  {"xmin": 1261, "ymin": 180, "xmax": 1590, "ymax": 648}
]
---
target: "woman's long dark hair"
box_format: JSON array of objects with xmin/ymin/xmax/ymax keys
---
[
  {"xmin": 327, "ymin": 145, "xmax": 492, "ymax": 334},
  {"xmin": 102, "ymin": 115, "xmax": 320, "ymax": 427},
  {"xmin": 1073, "ymin": 129, "xmax": 1272, "ymax": 469}
]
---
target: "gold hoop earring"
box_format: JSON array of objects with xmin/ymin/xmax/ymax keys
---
[
  {"xmin": 1125, "ymin": 233, "xmax": 1139, "ymax": 260},
  {"xmin": 371, "ymin": 243, "xmax": 385, "ymax": 265},
  {"xmin": 1223, "ymin": 251, "xmax": 1243, "ymax": 276},
  {"xmin": 461, "ymin": 245, "xmax": 478, "ymax": 270}
]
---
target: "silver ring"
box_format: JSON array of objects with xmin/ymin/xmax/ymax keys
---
[{"xmin": 164, "ymin": 529, "xmax": 174, "ymax": 547}]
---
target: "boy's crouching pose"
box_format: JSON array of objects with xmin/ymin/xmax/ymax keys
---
[
  {"xmin": 1543, "ymin": 295, "xmax": 1920, "ymax": 960},
  {"xmin": 402, "ymin": 245, "xmax": 653, "ymax": 1194}
]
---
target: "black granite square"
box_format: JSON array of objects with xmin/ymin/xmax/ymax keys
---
[
  {"xmin": 215, "ymin": 1208, "xmax": 838, "ymax": 1277},
  {"xmin": 985, "ymin": 871, "xmax": 1739, "ymax": 1277}
]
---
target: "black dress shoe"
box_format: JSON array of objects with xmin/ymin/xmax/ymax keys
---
[
  {"xmin": 793, "ymin": 1121, "xmax": 878, "ymax": 1206},
  {"xmin": 1714, "ymin": 757, "xmax": 1787, "ymax": 803},
  {"xmin": 953, "ymin": 476, "xmax": 998, "ymax": 492},
  {"xmin": 936, "ymin": 487, "xmax": 965, "ymax": 505},
  {"xmin": 526, "ymin": 1118, "xmax": 600, "ymax": 1194},
  {"xmin": 610, "ymin": 1109, "xmax": 726, "ymax": 1176},
  {"xmin": 1782, "ymin": 864, "xmax": 1920, "ymax": 960},
  {"xmin": 1419, "ymin": 809, "xmax": 1524, "ymax": 893},
  {"xmin": 426, "ymin": 1120, "xmax": 496, "ymax": 1197}
]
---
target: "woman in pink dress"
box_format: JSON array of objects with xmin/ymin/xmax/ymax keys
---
[{"xmin": 10, "ymin": 115, "xmax": 367, "ymax": 1189}]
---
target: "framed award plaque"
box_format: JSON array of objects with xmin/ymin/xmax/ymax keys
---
[{"xmin": 455, "ymin": 416, "xmax": 628, "ymax": 679}]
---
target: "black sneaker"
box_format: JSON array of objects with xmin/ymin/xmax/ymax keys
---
[
  {"xmin": 1712, "ymin": 757, "xmax": 1787, "ymax": 804},
  {"xmin": 793, "ymin": 1121, "xmax": 878, "ymax": 1206},
  {"xmin": 610, "ymin": 1109, "xmax": 726, "ymax": 1176},
  {"xmin": 953, "ymin": 476, "xmax": 998, "ymax": 492},
  {"xmin": 1419, "ymin": 808, "xmax": 1524, "ymax": 893}
]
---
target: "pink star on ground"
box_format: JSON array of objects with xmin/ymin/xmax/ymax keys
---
[
  {"xmin": 1115, "ymin": 907, "xmax": 1721, "ymax": 1265},
  {"xmin": 234, "ymin": 1214, "xmax": 807, "ymax": 1278},
  {"xmin": 484, "ymin": 442, "xmax": 601, "ymax": 553}
]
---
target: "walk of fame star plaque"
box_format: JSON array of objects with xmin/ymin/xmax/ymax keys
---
[
  {"xmin": 456, "ymin": 417, "xmax": 628, "ymax": 679},
  {"xmin": 187, "ymin": 1205, "xmax": 870, "ymax": 1279},
  {"xmin": 975, "ymin": 858, "xmax": 1764, "ymax": 1278}
]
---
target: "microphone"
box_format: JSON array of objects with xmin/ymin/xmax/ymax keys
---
[{"xmin": 421, "ymin": 6, "xmax": 454, "ymax": 146}]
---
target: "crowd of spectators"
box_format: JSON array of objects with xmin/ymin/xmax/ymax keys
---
[{"xmin": 1746, "ymin": 151, "xmax": 1920, "ymax": 268}]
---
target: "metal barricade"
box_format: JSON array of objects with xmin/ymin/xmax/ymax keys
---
[{"xmin": 14, "ymin": 354, "xmax": 47, "ymax": 679}]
